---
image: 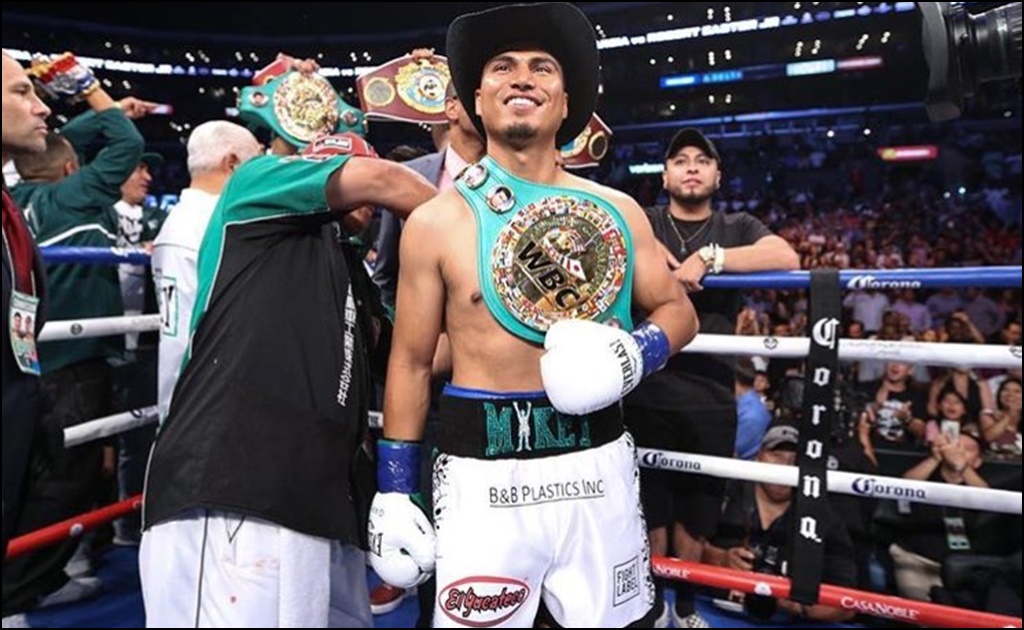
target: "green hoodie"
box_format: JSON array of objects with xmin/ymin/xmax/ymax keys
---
[{"xmin": 13, "ymin": 108, "xmax": 143, "ymax": 373}]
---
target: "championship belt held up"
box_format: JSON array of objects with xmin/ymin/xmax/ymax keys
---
[
  {"xmin": 239, "ymin": 70, "xmax": 366, "ymax": 147},
  {"xmin": 356, "ymin": 54, "xmax": 451, "ymax": 124}
]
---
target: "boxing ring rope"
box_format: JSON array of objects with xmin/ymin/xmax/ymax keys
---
[
  {"xmin": 639, "ymin": 449, "xmax": 1022, "ymax": 515},
  {"xmin": 652, "ymin": 557, "xmax": 1022, "ymax": 629},
  {"xmin": 39, "ymin": 246, "xmax": 1021, "ymax": 290},
  {"xmin": 39, "ymin": 314, "xmax": 163, "ymax": 343},
  {"xmin": 701, "ymin": 266, "xmax": 1022, "ymax": 290},
  {"xmin": 64, "ymin": 406, "xmax": 160, "ymax": 449},
  {"xmin": 7, "ymin": 515, "xmax": 1018, "ymax": 628},
  {"xmin": 58, "ymin": 417, "xmax": 1021, "ymax": 514},
  {"xmin": 685, "ymin": 335, "xmax": 1022, "ymax": 370},
  {"xmin": 24, "ymin": 248, "xmax": 1021, "ymax": 624},
  {"xmin": 41, "ymin": 246, "xmax": 151, "ymax": 266},
  {"xmin": 40, "ymin": 317, "xmax": 1022, "ymax": 371},
  {"xmin": 35, "ymin": 323, "xmax": 1018, "ymax": 456},
  {"xmin": 5, "ymin": 497, "xmax": 141, "ymax": 562}
]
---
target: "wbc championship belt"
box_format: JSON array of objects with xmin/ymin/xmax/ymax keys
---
[
  {"xmin": 455, "ymin": 157, "xmax": 635, "ymax": 344},
  {"xmin": 560, "ymin": 114, "xmax": 613, "ymax": 170},
  {"xmin": 239, "ymin": 69, "xmax": 366, "ymax": 147},
  {"xmin": 357, "ymin": 54, "xmax": 451, "ymax": 124}
]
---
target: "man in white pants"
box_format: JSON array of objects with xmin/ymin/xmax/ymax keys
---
[{"xmin": 140, "ymin": 56, "xmax": 437, "ymax": 629}]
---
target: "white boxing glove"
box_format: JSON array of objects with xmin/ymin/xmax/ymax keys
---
[
  {"xmin": 368, "ymin": 492, "xmax": 436, "ymax": 589},
  {"xmin": 541, "ymin": 319, "xmax": 671, "ymax": 416}
]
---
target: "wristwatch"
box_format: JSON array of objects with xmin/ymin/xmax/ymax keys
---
[{"xmin": 698, "ymin": 244, "xmax": 726, "ymax": 275}]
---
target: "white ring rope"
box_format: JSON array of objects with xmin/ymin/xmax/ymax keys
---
[
  {"xmin": 39, "ymin": 315, "xmax": 162, "ymax": 343},
  {"xmin": 72, "ymin": 407, "xmax": 373, "ymax": 448},
  {"xmin": 685, "ymin": 334, "xmax": 1022, "ymax": 370},
  {"xmin": 64, "ymin": 406, "xmax": 159, "ymax": 449},
  {"xmin": 639, "ymin": 449, "xmax": 1022, "ymax": 516},
  {"xmin": 38, "ymin": 316, "xmax": 1024, "ymax": 371},
  {"xmin": 64, "ymin": 413, "xmax": 1021, "ymax": 514}
]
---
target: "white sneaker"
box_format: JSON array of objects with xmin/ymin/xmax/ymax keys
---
[
  {"xmin": 671, "ymin": 608, "xmax": 711, "ymax": 628},
  {"xmin": 63, "ymin": 543, "xmax": 94, "ymax": 579},
  {"xmin": 36, "ymin": 577, "xmax": 103, "ymax": 609},
  {"xmin": 653, "ymin": 601, "xmax": 670, "ymax": 629},
  {"xmin": 1, "ymin": 615, "xmax": 31, "ymax": 629}
]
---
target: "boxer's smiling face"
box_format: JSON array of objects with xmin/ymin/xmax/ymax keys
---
[{"xmin": 476, "ymin": 50, "xmax": 568, "ymax": 151}]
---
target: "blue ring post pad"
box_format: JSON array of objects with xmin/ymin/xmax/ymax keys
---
[{"xmin": 377, "ymin": 439, "xmax": 422, "ymax": 495}]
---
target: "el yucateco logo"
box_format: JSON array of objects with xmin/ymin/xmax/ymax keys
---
[
  {"xmin": 440, "ymin": 577, "xmax": 530, "ymax": 627},
  {"xmin": 840, "ymin": 597, "xmax": 920, "ymax": 622},
  {"xmin": 641, "ymin": 451, "xmax": 702, "ymax": 473},
  {"xmin": 846, "ymin": 276, "xmax": 922, "ymax": 291},
  {"xmin": 852, "ymin": 478, "xmax": 926, "ymax": 501}
]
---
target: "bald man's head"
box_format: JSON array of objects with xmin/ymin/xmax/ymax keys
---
[{"xmin": 2, "ymin": 52, "xmax": 52, "ymax": 163}]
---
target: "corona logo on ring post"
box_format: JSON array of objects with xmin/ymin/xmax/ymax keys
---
[{"xmin": 812, "ymin": 318, "xmax": 840, "ymax": 351}]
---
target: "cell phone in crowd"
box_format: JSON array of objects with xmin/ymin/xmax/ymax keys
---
[
  {"xmin": 149, "ymin": 104, "xmax": 174, "ymax": 115},
  {"xmin": 941, "ymin": 420, "xmax": 961, "ymax": 443}
]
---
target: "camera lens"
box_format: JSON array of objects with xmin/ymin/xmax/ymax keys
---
[
  {"xmin": 966, "ymin": 2, "xmax": 1022, "ymax": 85},
  {"xmin": 921, "ymin": 1, "xmax": 1023, "ymax": 121}
]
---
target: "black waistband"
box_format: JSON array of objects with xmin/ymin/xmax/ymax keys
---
[{"xmin": 435, "ymin": 386, "xmax": 624, "ymax": 460}]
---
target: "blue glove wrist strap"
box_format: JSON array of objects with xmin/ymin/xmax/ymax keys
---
[
  {"xmin": 378, "ymin": 439, "xmax": 421, "ymax": 495},
  {"xmin": 633, "ymin": 321, "xmax": 671, "ymax": 379}
]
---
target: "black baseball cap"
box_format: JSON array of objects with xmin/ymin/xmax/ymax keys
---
[{"xmin": 665, "ymin": 127, "xmax": 721, "ymax": 163}]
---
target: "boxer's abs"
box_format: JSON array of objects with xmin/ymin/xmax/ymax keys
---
[{"xmin": 444, "ymin": 256, "xmax": 547, "ymax": 392}]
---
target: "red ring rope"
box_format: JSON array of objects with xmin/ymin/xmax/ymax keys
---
[
  {"xmin": 4, "ymin": 495, "xmax": 141, "ymax": 561},
  {"xmin": 6, "ymin": 501, "xmax": 1021, "ymax": 628},
  {"xmin": 653, "ymin": 556, "xmax": 1022, "ymax": 628}
]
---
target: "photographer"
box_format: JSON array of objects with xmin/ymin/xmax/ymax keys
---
[{"xmin": 704, "ymin": 426, "xmax": 857, "ymax": 624}]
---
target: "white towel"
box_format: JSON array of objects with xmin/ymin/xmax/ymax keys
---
[{"xmin": 279, "ymin": 529, "xmax": 331, "ymax": 628}]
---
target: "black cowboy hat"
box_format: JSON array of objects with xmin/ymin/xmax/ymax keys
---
[{"xmin": 446, "ymin": 2, "xmax": 600, "ymax": 147}]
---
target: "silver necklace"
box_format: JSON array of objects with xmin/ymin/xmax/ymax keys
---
[{"xmin": 666, "ymin": 209, "xmax": 712, "ymax": 258}]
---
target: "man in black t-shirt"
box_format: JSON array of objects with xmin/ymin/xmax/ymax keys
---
[
  {"xmin": 625, "ymin": 128, "xmax": 799, "ymax": 628},
  {"xmin": 140, "ymin": 59, "xmax": 438, "ymax": 628},
  {"xmin": 705, "ymin": 426, "xmax": 857, "ymax": 624}
]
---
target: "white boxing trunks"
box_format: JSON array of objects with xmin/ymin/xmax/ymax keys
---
[{"xmin": 432, "ymin": 387, "xmax": 655, "ymax": 628}]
